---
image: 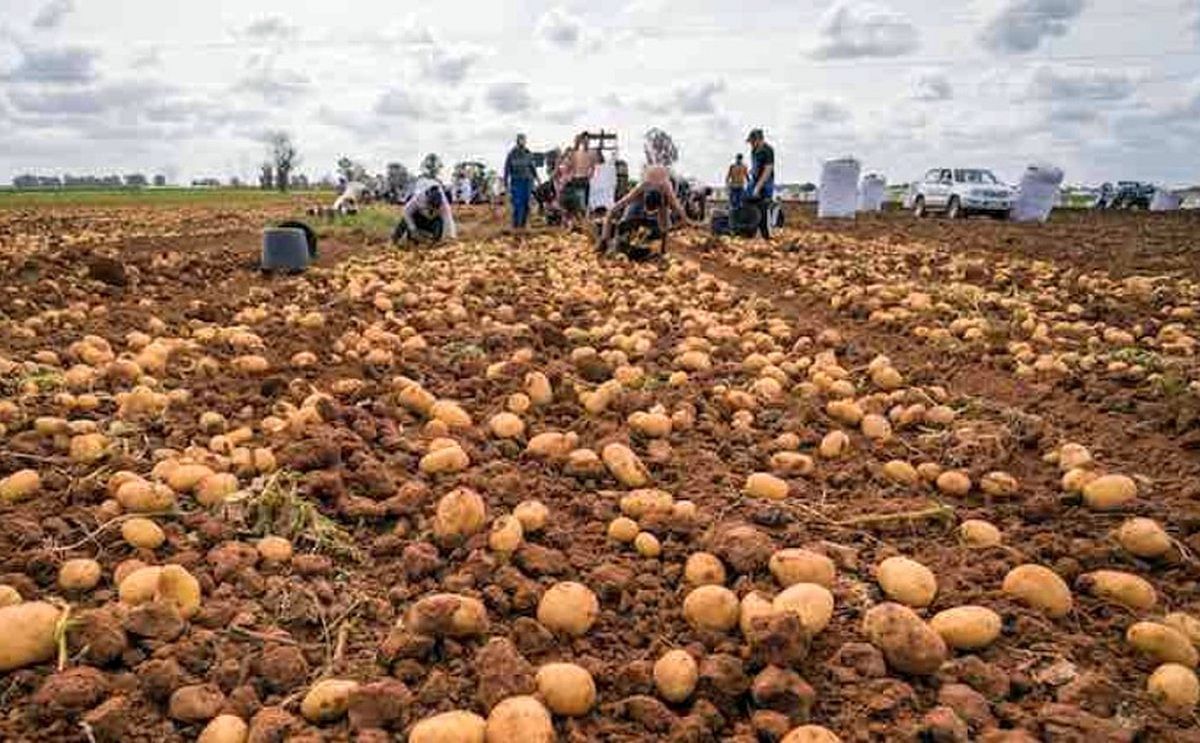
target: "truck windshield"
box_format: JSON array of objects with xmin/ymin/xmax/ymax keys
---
[{"xmin": 954, "ymin": 170, "xmax": 998, "ymax": 184}]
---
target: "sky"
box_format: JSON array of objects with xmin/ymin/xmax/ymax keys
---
[{"xmin": 1, "ymin": 0, "xmax": 1199, "ymax": 187}]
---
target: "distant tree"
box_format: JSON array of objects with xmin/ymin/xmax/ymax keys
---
[
  {"xmin": 124, "ymin": 174, "xmax": 148, "ymax": 188},
  {"xmin": 421, "ymin": 153, "xmax": 443, "ymax": 180},
  {"xmin": 386, "ymin": 162, "xmax": 412, "ymax": 198},
  {"xmin": 229, "ymin": 176, "xmax": 243, "ymax": 188},
  {"xmin": 292, "ymin": 174, "xmax": 310, "ymax": 190},
  {"xmin": 259, "ymin": 163, "xmax": 274, "ymax": 190},
  {"xmin": 266, "ymin": 132, "xmax": 299, "ymax": 192},
  {"xmin": 336, "ymin": 157, "xmax": 367, "ymax": 183},
  {"xmin": 152, "ymin": 174, "xmax": 167, "ymax": 187}
]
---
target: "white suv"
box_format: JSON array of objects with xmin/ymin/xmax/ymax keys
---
[{"xmin": 912, "ymin": 168, "xmax": 1014, "ymax": 219}]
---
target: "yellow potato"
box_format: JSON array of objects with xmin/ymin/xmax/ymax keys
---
[
  {"xmin": 744, "ymin": 472, "xmax": 789, "ymax": 500},
  {"xmin": 121, "ymin": 517, "xmax": 165, "ymax": 549},
  {"xmin": 771, "ymin": 452, "xmax": 814, "ymax": 476},
  {"xmin": 959, "ymin": 519, "xmax": 1002, "ymax": 547},
  {"xmin": 739, "ymin": 592, "xmax": 775, "ymax": 637},
  {"xmin": 1080, "ymin": 570, "xmax": 1157, "ymax": 611},
  {"xmin": 772, "ymin": 583, "xmax": 835, "ymax": 634},
  {"xmin": 300, "ymin": 679, "xmax": 359, "ymax": 723},
  {"xmin": 876, "ymin": 556, "xmax": 937, "ymax": 608},
  {"xmin": 1, "ymin": 469, "xmax": 42, "ymax": 503},
  {"xmin": 158, "ymin": 565, "xmax": 202, "ymax": 618},
  {"xmin": 634, "ymin": 532, "xmax": 661, "ymax": 558},
  {"xmin": 433, "ymin": 488, "xmax": 487, "ymax": 546},
  {"xmin": 526, "ymin": 432, "xmax": 577, "ymax": 458},
  {"xmin": 882, "ymin": 460, "xmax": 919, "ymax": 486},
  {"xmin": 489, "ymin": 412, "xmax": 525, "ymax": 439},
  {"xmin": 537, "ymin": 582, "xmax": 599, "ymax": 636},
  {"xmin": 119, "ymin": 566, "xmax": 164, "ymax": 605},
  {"xmin": 419, "ymin": 444, "xmax": 470, "ymax": 475},
  {"xmin": 488, "ymin": 515, "xmax": 524, "ymax": 554},
  {"xmin": 818, "ymin": 430, "xmax": 849, "ymax": 459},
  {"xmin": 58, "ymin": 558, "xmax": 102, "ymax": 591},
  {"xmin": 930, "ymin": 605, "xmax": 1003, "ymax": 650},
  {"xmin": 936, "ymin": 470, "xmax": 972, "ymax": 496},
  {"xmin": 1147, "ymin": 663, "xmax": 1199, "ymax": 715},
  {"xmin": 1002, "ymin": 564, "xmax": 1073, "ymax": 618},
  {"xmin": 1163, "ymin": 612, "xmax": 1200, "ymax": 648},
  {"xmin": 685, "ymin": 552, "xmax": 727, "ymax": 586},
  {"xmin": 607, "ymin": 517, "xmax": 639, "ymax": 543},
  {"xmin": 1116, "ymin": 518, "xmax": 1171, "ymax": 559},
  {"xmin": 485, "ymin": 696, "xmax": 553, "ymax": 743},
  {"xmin": 683, "ymin": 585, "xmax": 740, "ymax": 632},
  {"xmin": 1127, "ymin": 622, "xmax": 1199, "ymax": 667},
  {"xmin": 0, "ymin": 602, "xmax": 63, "ymax": 671},
  {"xmin": 602, "ymin": 443, "xmax": 650, "ymax": 487},
  {"xmin": 513, "ymin": 500, "xmax": 549, "ymax": 532},
  {"xmin": 1081, "ymin": 474, "xmax": 1137, "ymax": 510},
  {"xmin": 194, "ymin": 473, "xmax": 238, "ymax": 507},
  {"xmin": 410, "ymin": 710, "xmax": 487, "ymax": 743},
  {"xmin": 535, "ymin": 663, "xmax": 596, "ymax": 716},
  {"xmin": 0, "ymin": 585, "xmax": 21, "ymax": 607},
  {"xmin": 256, "ymin": 536, "xmax": 294, "ymax": 563},
  {"xmin": 769, "ymin": 549, "xmax": 835, "ymax": 588},
  {"xmin": 166, "ymin": 464, "xmax": 215, "ymax": 493},
  {"xmin": 430, "ymin": 400, "xmax": 473, "ymax": 429},
  {"xmin": 654, "ymin": 649, "xmax": 699, "ymax": 703},
  {"xmin": 980, "ymin": 471, "xmax": 1018, "ymax": 498},
  {"xmin": 197, "ymin": 714, "xmax": 248, "ymax": 743},
  {"xmin": 619, "ymin": 489, "xmax": 673, "ymax": 518},
  {"xmin": 782, "ymin": 726, "xmax": 843, "ymax": 743},
  {"xmin": 406, "ymin": 594, "xmax": 489, "ymax": 638}
]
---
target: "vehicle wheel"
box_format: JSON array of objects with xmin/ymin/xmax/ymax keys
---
[
  {"xmin": 913, "ymin": 196, "xmax": 927, "ymax": 218},
  {"xmin": 946, "ymin": 197, "xmax": 962, "ymax": 220}
]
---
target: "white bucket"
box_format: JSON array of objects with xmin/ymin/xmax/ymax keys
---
[
  {"xmin": 857, "ymin": 174, "xmax": 886, "ymax": 212},
  {"xmin": 818, "ymin": 157, "xmax": 861, "ymax": 219},
  {"xmin": 1150, "ymin": 189, "xmax": 1181, "ymax": 211},
  {"xmin": 1011, "ymin": 163, "xmax": 1063, "ymax": 223}
]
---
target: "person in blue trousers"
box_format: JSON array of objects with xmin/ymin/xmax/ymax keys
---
[
  {"xmin": 745, "ymin": 128, "xmax": 776, "ymax": 239},
  {"xmin": 503, "ymin": 133, "xmax": 539, "ymax": 229}
]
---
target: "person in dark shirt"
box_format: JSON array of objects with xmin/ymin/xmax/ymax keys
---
[
  {"xmin": 745, "ymin": 128, "xmax": 775, "ymax": 239},
  {"xmin": 503, "ymin": 133, "xmax": 539, "ymax": 229}
]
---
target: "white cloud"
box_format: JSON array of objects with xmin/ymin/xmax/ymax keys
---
[
  {"xmin": 676, "ymin": 80, "xmax": 725, "ymax": 115},
  {"xmin": 812, "ymin": 1, "xmax": 919, "ymax": 59},
  {"xmin": 130, "ymin": 47, "xmax": 161, "ymax": 70},
  {"xmin": 911, "ymin": 70, "xmax": 952, "ymax": 101},
  {"xmin": 3, "ymin": 44, "xmax": 98, "ymax": 83},
  {"xmin": 375, "ymin": 89, "xmax": 429, "ymax": 118},
  {"xmin": 980, "ymin": 0, "xmax": 1086, "ymax": 54},
  {"xmin": 423, "ymin": 45, "xmax": 483, "ymax": 86},
  {"xmin": 242, "ymin": 16, "xmax": 298, "ymax": 41},
  {"xmin": 32, "ymin": 0, "xmax": 74, "ymax": 30},
  {"xmin": 484, "ymin": 81, "xmax": 532, "ymax": 114},
  {"xmin": 234, "ymin": 57, "xmax": 311, "ymax": 104},
  {"xmin": 804, "ymin": 99, "xmax": 854, "ymax": 124},
  {"xmin": 1025, "ymin": 66, "xmax": 1135, "ymax": 101},
  {"xmin": 536, "ymin": 7, "xmax": 603, "ymax": 52}
]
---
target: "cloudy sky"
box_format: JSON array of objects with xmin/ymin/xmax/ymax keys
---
[{"xmin": 2, "ymin": 0, "xmax": 1199, "ymax": 186}]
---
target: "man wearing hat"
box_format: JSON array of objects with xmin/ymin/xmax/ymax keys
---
[
  {"xmin": 503, "ymin": 133, "xmax": 539, "ymax": 229},
  {"xmin": 745, "ymin": 128, "xmax": 775, "ymax": 239}
]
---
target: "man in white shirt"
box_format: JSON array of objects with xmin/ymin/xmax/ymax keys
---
[{"xmin": 392, "ymin": 179, "xmax": 457, "ymax": 245}]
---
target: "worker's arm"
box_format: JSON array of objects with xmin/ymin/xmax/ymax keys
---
[
  {"xmin": 753, "ymin": 164, "xmax": 774, "ymax": 197},
  {"xmin": 503, "ymin": 150, "xmax": 513, "ymax": 188},
  {"xmin": 601, "ymin": 184, "xmax": 643, "ymax": 240},
  {"xmin": 440, "ymin": 200, "xmax": 457, "ymax": 240},
  {"xmin": 402, "ymin": 198, "xmax": 419, "ymax": 233},
  {"xmin": 665, "ymin": 185, "xmax": 690, "ymax": 225}
]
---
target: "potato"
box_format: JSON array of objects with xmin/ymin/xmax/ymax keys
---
[
  {"xmin": 1163, "ymin": 612, "xmax": 1200, "ymax": 648},
  {"xmin": 861, "ymin": 414, "xmax": 892, "ymax": 441},
  {"xmin": 629, "ymin": 411, "xmax": 672, "ymax": 438},
  {"xmin": 781, "ymin": 725, "xmax": 842, "ymax": 743},
  {"xmin": 158, "ymin": 565, "xmax": 202, "ymax": 618},
  {"xmin": 959, "ymin": 519, "xmax": 1002, "ymax": 547},
  {"xmin": 489, "ymin": 515, "xmax": 524, "ymax": 554},
  {"xmin": 489, "ymin": 412, "xmax": 525, "ymax": 439},
  {"xmin": 433, "ymin": 488, "xmax": 487, "ymax": 546},
  {"xmin": 166, "ymin": 463, "xmax": 215, "ymax": 493},
  {"xmin": 634, "ymin": 532, "xmax": 661, "ymax": 558},
  {"xmin": 673, "ymin": 500, "xmax": 697, "ymax": 522},
  {"xmin": 410, "ymin": 710, "xmax": 487, "ymax": 743},
  {"xmin": 740, "ymin": 592, "xmax": 775, "ymax": 637},
  {"xmin": 772, "ymin": 583, "xmax": 835, "ymax": 634},
  {"xmin": 1079, "ymin": 570, "xmax": 1157, "ymax": 611},
  {"xmin": 535, "ymin": 663, "xmax": 596, "ymax": 716},
  {"xmin": 256, "ymin": 536, "xmax": 293, "ymax": 563},
  {"xmin": 526, "ymin": 432, "xmax": 577, "ymax": 459},
  {"xmin": 876, "ymin": 556, "xmax": 937, "ymax": 608},
  {"xmin": 516, "ymin": 501, "xmax": 552, "ymax": 532},
  {"xmin": 602, "ymin": 443, "xmax": 650, "ymax": 487},
  {"xmin": 654, "ymin": 649, "xmax": 699, "ymax": 703},
  {"xmin": 683, "ymin": 585, "xmax": 739, "ymax": 632},
  {"xmin": 745, "ymin": 472, "xmax": 789, "ymax": 500},
  {"xmin": 607, "ymin": 517, "xmax": 639, "ymax": 543},
  {"xmin": 0, "ymin": 585, "xmax": 21, "ymax": 607},
  {"xmin": 117, "ymin": 480, "xmax": 176, "ymax": 512},
  {"xmin": 524, "ymin": 372, "xmax": 553, "ymax": 406},
  {"xmin": 58, "ymin": 558, "xmax": 102, "ymax": 591},
  {"xmin": 980, "ymin": 471, "xmax": 1018, "ymax": 498},
  {"xmin": 1002, "ymin": 564, "xmax": 1073, "ymax": 618},
  {"xmin": 818, "ymin": 430, "xmax": 849, "ymax": 459},
  {"xmin": 301, "ymin": 679, "xmax": 358, "ymax": 723},
  {"xmin": 406, "ymin": 594, "xmax": 489, "ymax": 637},
  {"xmin": 769, "ymin": 549, "xmax": 835, "ymax": 588},
  {"xmin": 122, "ymin": 517, "xmax": 165, "ymax": 549},
  {"xmin": 916, "ymin": 462, "xmax": 942, "ymax": 481},
  {"xmin": 1127, "ymin": 622, "xmax": 1199, "ymax": 667},
  {"xmin": 537, "ymin": 582, "xmax": 599, "ymax": 636},
  {"xmin": 882, "ymin": 460, "xmax": 919, "ymax": 486},
  {"xmin": 198, "ymin": 714, "xmax": 249, "ymax": 743},
  {"xmin": 419, "ymin": 443, "xmax": 469, "ymax": 474},
  {"xmin": 685, "ymin": 552, "xmax": 727, "ymax": 586},
  {"xmin": 620, "ymin": 489, "xmax": 674, "ymax": 518},
  {"xmin": 862, "ymin": 602, "xmax": 948, "ymax": 675},
  {"xmin": 930, "ymin": 606, "xmax": 1003, "ymax": 650},
  {"xmin": 485, "ymin": 696, "xmax": 553, "ymax": 743},
  {"xmin": 0, "ymin": 469, "xmax": 41, "ymax": 503},
  {"xmin": 430, "ymin": 400, "xmax": 473, "ymax": 429},
  {"xmin": 771, "ymin": 452, "xmax": 814, "ymax": 476},
  {"xmin": 1116, "ymin": 518, "xmax": 1171, "ymax": 559},
  {"xmin": 69, "ymin": 433, "xmax": 108, "ymax": 463},
  {"xmin": 1057, "ymin": 442, "xmax": 1093, "ymax": 471},
  {"xmin": 935, "ymin": 470, "xmax": 971, "ymax": 496},
  {"xmin": 0, "ymin": 601, "xmax": 63, "ymax": 671},
  {"xmin": 1061, "ymin": 467, "xmax": 1098, "ymax": 493},
  {"xmin": 1081, "ymin": 474, "xmax": 1137, "ymax": 510},
  {"xmin": 1147, "ymin": 663, "xmax": 1199, "ymax": 714}
]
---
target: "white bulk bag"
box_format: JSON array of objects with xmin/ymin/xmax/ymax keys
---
[
  {"xmin": 1150, "ymin": 188, "xmax": 1181, "ymax": 211},
  {"xmin": 1011, "ymin": 163, "xmax": 1063, "ymax": 223},
  {"xmin": 857, "ymin": 174, "xmax": 886, "ymax": 212},
  {"xmin": 818, "ymin": 157, "xmax": 861, "ymax": 219},
  {"xmin": 902, "ymin": 182, "xmax": 918, "ymax": 210},
  {"xmin": 589, "ymin": 163, "xmax": 617, "ymax": 211}
]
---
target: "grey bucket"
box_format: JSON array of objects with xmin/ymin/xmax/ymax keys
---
[{"xmin": 261, "ymin": 228, "xmax": 310, "ymax": 272}]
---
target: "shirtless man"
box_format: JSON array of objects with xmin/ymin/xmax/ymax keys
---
[
  {"xmin": 560, "ymin": 134, "xmax": 597, "ymax": 228},
  {"xmin": 598, "ymin": 164, "xmax": 690, "ymax": 257}
]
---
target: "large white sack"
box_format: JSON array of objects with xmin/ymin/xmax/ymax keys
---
[
  {"xmin": 857, "ymin": 174, "xmax": 887, "ymax": 212},
  {"xmin": 1150, "ymin": 188, "xmax": 1181, "ymax": 211},
  {"xmin": 1011, "ymin": 163, "xmax": 1063, "ymax": 223},
  {"xmin": 589, "ymin": 163, "xmax": 617, "ymax": 210},
  {"xmin": 818, "ymin": 157, "xmax": 861, "ymax": 219}
]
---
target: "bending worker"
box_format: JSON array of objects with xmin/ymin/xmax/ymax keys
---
[
  {"xmin": 392, "ymin": 179, "xmax": 457, "ymax": 245},
  {"xmin": 598, "ymin": 164, "xmax": 690, "ymax": 256}
]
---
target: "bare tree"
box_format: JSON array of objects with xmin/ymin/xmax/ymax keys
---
[
  {"xmin": 266, "ymin": 132, "xmax": 299, "ymax": 192},
  {"xmin": 259, "ymin": 163, "xmax": 274, "ymax": 190},
  {"xmin": 421, "ymin": 153, "xmax": 443, "ymax": 180}
]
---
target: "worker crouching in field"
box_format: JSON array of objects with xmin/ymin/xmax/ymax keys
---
[
  {"xmin": 392, "ymin": 180, "xmax": 457, "ymax": 246},
  {"xmin": 597, "ymin": 165, "xmax": 690, "ymax": 259}
]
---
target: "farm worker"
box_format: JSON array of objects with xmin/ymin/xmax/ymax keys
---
[
  {"xmin": 456, "ymin": 174, "xmax": 473, "ymax": 204},
  {"xmin": 331, "ymin": 180, "xmax": 365, "ymax": 214},
  {"xmin": 392, "ymin": 179, "xmax": 457, "ymax": 245},
  {"xmin": 726, "ymin": 154, "xmax": 748, "ymax": 212},
  {"xmin": 504, "ymin": 133, "xmax": 539, "ymax": 229},
  {"xmin": 560, "ymin": 133, "xmax": 597, "ymax": 229},
  {"xmin": 745, "ymin": 128, "xmax": 776, "ymax": 239},
  {"xmin": 598, "ymin": 164, "xmax": 691, "ymax": 257}
]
